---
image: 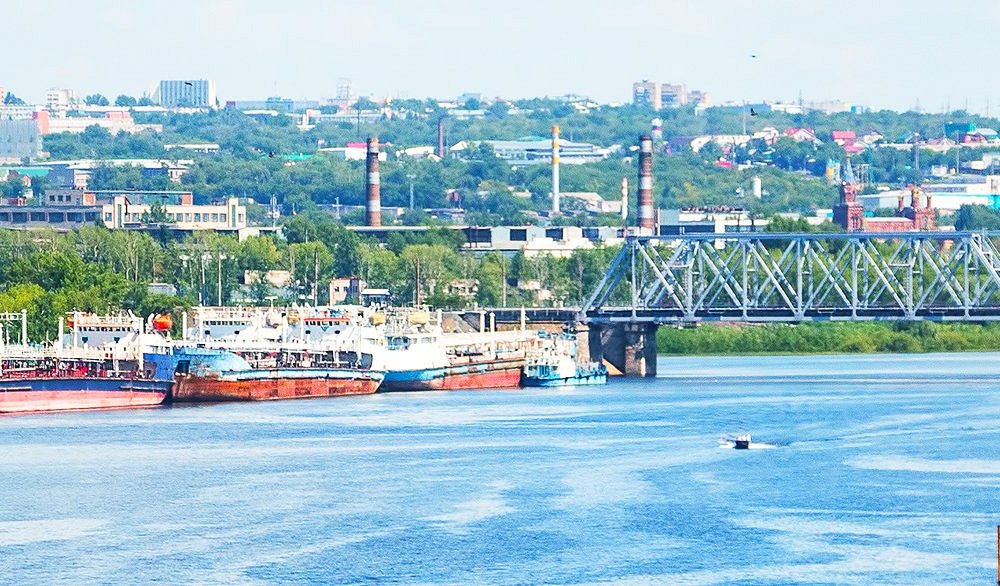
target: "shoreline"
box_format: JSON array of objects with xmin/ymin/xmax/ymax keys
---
[
  {"xmin": 655, "ymin": 320, "xmax": 1000, "ymax": 356},
  {"xmin": 658, "ymin": 348, "xmax": 1000, "ymax": 356}
]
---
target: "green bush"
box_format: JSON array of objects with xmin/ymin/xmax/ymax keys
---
[{"xmin": 656, "ymin": 321, "xmax": 1000, "ymax": 355}]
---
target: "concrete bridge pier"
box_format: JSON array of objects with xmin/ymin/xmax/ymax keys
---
[
  {"xmin": 623, "ymin": 323, "xmax": 658, "ymax": 377},
  {"xmin": 581, "ymin": 322, "xmax": 658, "ymax": 378},
  {"xmin": 574, "ymin": 323, "xmax": 591, "ymax": 366}
]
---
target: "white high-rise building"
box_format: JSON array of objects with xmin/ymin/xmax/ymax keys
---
[
  {"xmin": 336, "ymin": 78, "xmax": 352, "ymax": 100},
  {"xmin": 46, "ymin": 88, "xmax": 77, "ymax": 111},
  {"xmin": 155, "ymin": 79, "xmax": 217, "ymax": 108}
]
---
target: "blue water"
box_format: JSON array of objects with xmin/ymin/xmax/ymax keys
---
[{"xmin": 1, "ymin": 353, "xmax": 998, "ymax": 584}]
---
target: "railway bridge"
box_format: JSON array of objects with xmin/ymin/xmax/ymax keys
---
[{"xmin": 490, "ymin": 231, "xmax": 1000, "ymax": 377}]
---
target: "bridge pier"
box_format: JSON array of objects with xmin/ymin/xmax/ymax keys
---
[
  {"xmin": 583, "ymin": 322, "xmax": 658, "ymax": 378},
  {"xmin": 623, "ymin": 323, "xmax": 658, "ymax": 377},
  {"xmin": 574, "ymin": 323, "xmax": 591, "ymax": 365}
]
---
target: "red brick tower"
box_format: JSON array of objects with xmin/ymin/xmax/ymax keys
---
[
  {"xmin": 832, "ymin": 173, "xmax": 864, "ymax": 232},
  {"xmin": 905, "ymin": 186, "xmax": 935, "ymax": 231}
]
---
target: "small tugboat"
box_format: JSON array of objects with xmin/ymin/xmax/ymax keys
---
[
  {"xmin": 521, "ymin": 332, "xmax": 607, "ymax": 387},
  {"xmin": 734, "ymin": 433, "xmax": 751, "ymax": 449}
]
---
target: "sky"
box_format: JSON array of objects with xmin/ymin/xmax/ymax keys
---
[{"xmin": 5, "ymin": 0, "xmax": 999, "ymax": 114}]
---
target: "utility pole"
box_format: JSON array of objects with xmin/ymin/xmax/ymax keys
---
[
  {"xmin": 955, "ymin": 131, "xmax": 961, "ymax": 173},
  {"xmin": 290, "ymin": 246, "xmax": 296, "ymax": 291},
  {"xmin": 501, "ymin": 259, "xmax": 507, "ymax": 307},
  {"xmin": 407, "ymin": 174, "xmax": 416, "ymax": 209},
  {"xmin": 200, "ymin": 254, "xmax": 206, "ymax": 305},
  {"xmin": 216, "ymin": 253, "xmax": 225, "ymax": 306},
  {"xmin": 313, "ymin": 247, "xmax": 319, "ymax": 305},
  {"xmin": 414, "ymin": 257, "xmax": 421, "ymax": 306}
]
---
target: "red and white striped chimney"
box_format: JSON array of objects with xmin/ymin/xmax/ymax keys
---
[
  {"xmin": 637, "ymin": 135, "xmax": 654, "ymax": 230},
  {"xmin": 365, "ymin": 137, "xmax": 381, "ymax": 227},
  {"xmin": 620, "ymin": 176, "xmax": 628, "ymax": 221}
]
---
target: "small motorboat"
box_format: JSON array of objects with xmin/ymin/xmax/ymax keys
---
[{"xmin": 734, "ymin": 433, "xmax": 751, "ymax": 449}]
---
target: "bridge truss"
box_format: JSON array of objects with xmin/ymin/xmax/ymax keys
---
[{"xmin": 582, "ymin": 232, "xmax": 1000, "ymax": 323}]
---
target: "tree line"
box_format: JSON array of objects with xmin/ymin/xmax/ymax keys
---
[
  {"xmin": 658, "ymin": 321, "xmax": 1000, "ymax": 355},
  {"xmin": 0, "ymin": 214, "xmax": 620, "ymax": 340}
]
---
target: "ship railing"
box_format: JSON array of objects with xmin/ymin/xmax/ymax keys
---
[
  {"xmin": 60, "ymin": 344, "xmax": 143, "ymax": 362},
  {"xmin": 72, "ymin": 313, "xmax": 142, "ymax": 327},
  {"xmin": 0, "ymin": 344, "xmax": 52, "ymax": 359},
  {"xmin": 442, "ymin": 329, "xmax": 534, "ymax": 348}
]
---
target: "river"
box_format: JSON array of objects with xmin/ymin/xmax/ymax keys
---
[{"xmin": 1, "ymin": 353, "xmax": 997, "ymax": 584}]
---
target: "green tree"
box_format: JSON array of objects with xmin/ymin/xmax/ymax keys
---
[
  {"xmin": 955, "ymin": 204, "xmax": 1000, "ymax": 231},
  {"xmin": 357, "ymin": 242, "xmax": 398, "ymax": 288},
  {"xmin": 85, "ymin": 94, "xmax": 110, "ymax": 106},
  {"xmin": 1, "ymin": 177, "xmax": 25, "ymax": 198},
  {"xmin": 29, "ymin": 176, "xmax": 46, "ymax": 199},
  {"xmin": 354, "ymin": 97, "xmax": 378, "ymax": 111},
  {"xmin": 397, "ymin": 244, "xmax": 460, "ymax": 306},
  {"xmin": 142, "ymin": 202, "xmax": 173, "ymax": 224},
  {"xmin": 487, "ymin": 101, "xmax": 509, "ymax": 119},
  {"xmin": 115, "ymin": 95, "xmax": 138, "ymax": 107},
  {"xmin": 81, "ymin": 124, "xmax": 114, "ymax": 144},
  {"xmin": 474, "ymin": 252, "xmax": 511, "ymax": 306}
]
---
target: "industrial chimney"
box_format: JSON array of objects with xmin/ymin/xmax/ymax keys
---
[
  {"xmin": 620, "ymin": 176, "xmax": 628, "ymax": 221},
  {"xmin": 551, "ymin": 125, "xmax": 561, "ymax": 214},
  {"xmin": 365, "ymin": 136, "xmax": 381, "ymax": 227},
  {"xmin": 638, "ymin": 135, "xmax": 654, "ymax": 230},
  {"xmin": 437, "ymin": 118, "xmax": 445, "ymax": 159}
]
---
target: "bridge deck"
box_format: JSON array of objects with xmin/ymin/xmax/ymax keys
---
[{"xmin": 582, "ymin": 232, "xmax": 1000, "ymax": 324}]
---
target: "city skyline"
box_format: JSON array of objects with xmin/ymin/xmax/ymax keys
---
[{"xmin": 5, "ymin": 0, "xmax": 1000, "ymax": 114}]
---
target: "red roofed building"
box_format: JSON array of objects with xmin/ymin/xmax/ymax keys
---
[
  {"xmin": 784, "ymin": 127, "xmax": 821, "ymax": 143},
  {"xmin": 830, "ymin": 130, "xmax": 856, "ymax": 143},
  {"xmin": 831, "ymin": 130, "xmax": 866, "ymax": 154}
]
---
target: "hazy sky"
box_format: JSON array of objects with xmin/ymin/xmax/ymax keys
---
[{"xmin": 6, "ymin": 0, "xmax": 999, "ymax": 113}]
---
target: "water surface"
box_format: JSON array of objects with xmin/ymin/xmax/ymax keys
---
[{"xmin": 1, "ymin": 353, "xmax": 997, "ymax": 584}]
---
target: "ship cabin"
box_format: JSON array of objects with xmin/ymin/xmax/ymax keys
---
[{"xmin": 386, "ymin": 333, "xmax": 439, "ymax": 351}]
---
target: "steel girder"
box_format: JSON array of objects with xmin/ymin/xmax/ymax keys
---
[{"xmin": 581, "ymin": 232, "xmax": 1000, "ymax": 323}]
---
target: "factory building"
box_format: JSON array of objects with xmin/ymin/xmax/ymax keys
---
[
  {"xmin": 0, "ymin": 189, "xmax": 249, "ymax": 235},
  {"xmin": 450, "ymin": 138, "xmax": 611, "ymax": 165}
]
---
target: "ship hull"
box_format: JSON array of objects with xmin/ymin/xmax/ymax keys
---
[
  {"xmin": 0, "ymin": 378, "xmax": 170, "ymax": 413},
  {"xmin": 173, "ymin": 370, "xmax": 382, "ymax": 402},
  {"xmin": 381, "ymin": 359, "xmax": 524, "ymax": 392},
  {"xmin": 172, "ymin": 347, "xmax": 383, "ymax": 402}
]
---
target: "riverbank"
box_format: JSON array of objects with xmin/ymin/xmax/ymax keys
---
[{"xmin": 656, "ymin": 321, "xmax": 1000, "ymax": 355}]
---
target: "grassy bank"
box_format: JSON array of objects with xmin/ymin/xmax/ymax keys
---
[{"xmin": 656, "ymin": 321, "xmax": 1000, "ymax": 355}]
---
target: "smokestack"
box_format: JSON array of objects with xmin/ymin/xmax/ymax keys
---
[
  {"xmin": 897, "ymin": 193, "xmax": 904, "ymax": 212},
  {"xmin": 437, "ymin": 118, "xmax": 445, "ymax": 159},
  {"xmin": 551, "ymin": 125, "xmax": 560, "ymax": 214},
  {"xmin": 638, "ymin": 134, "xmax": 654, "ymax": 230},
  {"xmin": 365, "ymin": 136, "xmax": 381, "ymax": 227},
  {"xmin": 620, "ymin": 176, "xmax": 628, "ymax": 221},
  {"xmin": 925, "ymin": 191, "xmax": 932, "ymax": 210}
]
